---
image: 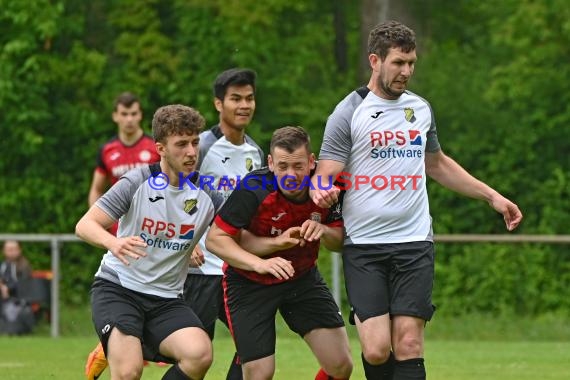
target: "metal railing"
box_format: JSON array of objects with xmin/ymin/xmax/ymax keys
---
[
  {"xmin": 328, "ymin": 234, "xmax": 570, "ymax": 307},
  {"xmin": 2, "ymin": 233, "xmax": 570, "ymax": 337}
]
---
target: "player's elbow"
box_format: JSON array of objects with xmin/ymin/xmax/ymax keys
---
[
  {"xmin": 75, "ymin": 217, "xmax": 87, "ymax": 241},
  {"xmin": 205, "ymin": 228, "xmax": 221, "ymax": 256}
]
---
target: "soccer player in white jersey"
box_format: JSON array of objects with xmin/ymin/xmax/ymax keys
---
[
  {"xmin": 184, "ymin": 68, "xmax": 264, "ymax": 380},
  {"xmin": 76, "ymin": 105, "xmax": 224, "ymax": 380},
  {"xmin": 309, "ymin": 21, "xmax": 523, "ymax": 380}
]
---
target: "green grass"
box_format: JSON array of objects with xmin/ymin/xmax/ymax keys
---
[
  {"xmin": 1, "ymin": 335, "xmax": 569, "ymax": 379},
  {"xmin": 2, "ymin": 308, "xmax": 570, "ymax": 379}
]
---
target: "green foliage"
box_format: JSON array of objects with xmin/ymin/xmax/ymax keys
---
[
  {"xmin": 408, "ymin": 0, "xmax": 570, "ymax": 316},
  {"xmin": 1, "ymin": 0, "xmax": 568, "ymax": 316}
]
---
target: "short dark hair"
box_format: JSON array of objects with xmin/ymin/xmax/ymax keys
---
[
  {"xmin": 270, "ymin": 126, "xmax": 311, "ymax": 154},
  {"xmin": 113, "ymin": 92, "xmax": 140, "ymax": 111},
  {"xmin": 213, "ymin": 68, "xmax": 256, "ymax": 100},
  {"xmin": 368, "ymin": 20, "xmax": 416, "ymax": 60},
  {"xmin": 152, "ymin": 105, "xmax": 205, "ymax": 143}
]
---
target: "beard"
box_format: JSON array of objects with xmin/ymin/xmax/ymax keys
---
[{"xmin": 377, "ymin": 77, "xmax": 406, "ymax": 99}]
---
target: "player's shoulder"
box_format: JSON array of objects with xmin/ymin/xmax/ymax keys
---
[
  {"xmin": 329, "ymin": 87, "xmax": 368, "ymax": 120},
  {"xmin": 139, "ymin": 134, "xmax": 156, "ymax": 143},
  {"xmin": 231, "ymin": 167, "xmax": 275, "ymax": 195},
  {"xmin": 121, "ymin": 164, "xmax": 154, "ymax": 185},
  {"xmin": 243, "ymin": 167, "xmax": 272, "ymax": 182},
  {"xmin": 99, "ymin": 135, "xmax": 121, "ymax": 151},
  {"xmin": 402, "ymin": 90, "xmax": 432, "ymax": 109}
]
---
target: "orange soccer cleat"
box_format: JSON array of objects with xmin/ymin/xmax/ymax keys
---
[{"xmin": 85, "ymin": 342, "xmax": 108, "ymax": 380}]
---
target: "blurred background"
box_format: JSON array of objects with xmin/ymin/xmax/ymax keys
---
[{"xmin": 0, "ymin": 0, "xmax": 569, "ymax": 335}]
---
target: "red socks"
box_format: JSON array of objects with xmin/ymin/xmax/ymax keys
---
[{"xmin": 315, "ymin": 368, "xmax": 349, "ymax": 380}]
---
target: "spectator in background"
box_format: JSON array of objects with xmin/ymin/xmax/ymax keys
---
[
  {"xmin": 0, "ymin": 240, "xmax": 35, "ymax": 335},
  {"xmin": 0, "ymin": 240, "xmax": 31, "ymax": 301}
]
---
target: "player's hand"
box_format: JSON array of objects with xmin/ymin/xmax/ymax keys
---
[
  {"xmin": 299, "ymin": 220, "xmax": 326, "ymax": 244},
  {"xmin": 310, "ymin": 185, "xmax": 340, "ymax": 208},
  {"xmin": 190, "ymin": 245, "xmax": 205, "ymax": 267},
  {"xmin": 274, "ymin": 227, "xmax": 303, "ymax": 250},
  {"xmin": 489, "ymin": 195, "xmax": 523, "ymax": 231},
  {"xmin": 255, "ymin": 257, "xmax": 295, "ymax": 280},
  {"xmin": 110, "ymin": 236, "xmax": 147, "ymax": 266}
]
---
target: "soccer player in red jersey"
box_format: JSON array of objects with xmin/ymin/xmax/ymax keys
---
[{"xmin": 207, "ymin": 126, "xmax": 353, "ymax": 380}]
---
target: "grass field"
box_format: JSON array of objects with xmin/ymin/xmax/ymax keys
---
[
  {"xmin": 2, "ymin": 314, "xmax": 570, "ymax": 379},
  {"xmin": 1, "ymin": 335, "xmax": 569, "ymax": 379}
]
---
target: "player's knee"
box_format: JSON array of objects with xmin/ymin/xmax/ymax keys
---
[
  {"xmin": 242, "ymin": 360, "xmax": 274, "ymax": 380},
  {"xmin": 111, "ymin": 362, "xmax": 144, "ymax": 380},
  {"xmin": 394, "ymin": 334, "xmax": 423, "ymax": 359},
  {"xmin": 187, "ymin": 349, "xmax": 213, "ymax": 375},
  {"xmin": 323, "ymin": 355, "xmax": 353, "ymax": 378},
  {"xmin": 362, "ymin": 344, "xmax": 391, "ymax": 365},
  {"xmin": 175, "ymin": 342, "xmax": 213, "ymax": 378}
]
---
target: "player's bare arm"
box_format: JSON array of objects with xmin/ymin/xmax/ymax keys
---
[
  {"xmin": 206, "ymin": 223, "xmax": 295, "ymax": 280},
  {"xmin": 75, "ymin": 205, "xmax": 147, "ymax": 265},
  {"xmin": 425, "ymin": 150, "xmax": 523, "ymax": 230},
  {"xmin": 240, "ymin": 227, "xmax": 302, "ymax": 256},
  {"xmin": 310, "ymin": 159, "xmax": 344, "ymax": 208},
  {"xmin": 88, "ymin": 170, "xmax": 109, "ymax": 207}
]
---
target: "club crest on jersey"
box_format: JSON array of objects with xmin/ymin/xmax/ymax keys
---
[
  {"xmin": 404, "ymin": 108, "xmax": 416, "ymax": 123},
  {"xmin": 310, "ymin": 212, "xmax": 322, "ymax": 223},
  {"xmin": 184, "ymin": 199, "xmax": 198, "ymax": 215},
  {"xmin": 245, "ymin": 157, "xmax": 253, "ymax": 172},
  {"xmin": 139, "ymin": 150, "xmax": 152, "ymax": 162}
]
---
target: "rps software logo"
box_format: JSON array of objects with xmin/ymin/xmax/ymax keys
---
[
  {"xmin": 139, "ymin": 217, "xmax": 195, "ymax": 250},
  {"xmin": 369, "ymin": 129, "xmax": 423, "ymax": 159}
]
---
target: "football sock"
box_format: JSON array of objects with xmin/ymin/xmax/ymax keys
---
[
  {"xmin": 315, "ymin": 367, "xmax": 349, "ymax": 380},
  {"xmin": 161, "ymin": 363, "xmax": 192, "ymax": 380},
  {"xmin": 362, "ymin": 351, "xmax": 394, "ymax": 380},
  {"xmin": 225, "ymin": 352, "xmax": 243, "ymax": 380},
  {"xmin": 393, "ymin": 358, "xmax": 425, "ymax": 380}
]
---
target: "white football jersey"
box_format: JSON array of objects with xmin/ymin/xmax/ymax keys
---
[
  {"xmin": 319, "ymin": 87, "xmax": 441, "ymax": 244},
  {"xmin": 94, "ymin": 164, "xmax": 224, "ymax": 298},
  {"xmin": 188, "ymin": 125, "xmax": 264, "ymax": 275}
]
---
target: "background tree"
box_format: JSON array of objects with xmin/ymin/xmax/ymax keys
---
[{"xmin": 0, "ymin": 0, "xmax": 568, "ymax": 315}]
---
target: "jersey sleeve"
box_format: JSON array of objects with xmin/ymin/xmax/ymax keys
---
[
  {"xmin": 425, "ymin": 112, "xmax": 441, "ymax": 153},
  {"xmin": 95, "ymin": 168, "xmax": 145, "ymax": 220},
  {"xmin": 94, "ymin": 145, "xmax": 108, "ymax": 175},
  {"xmin": 319, "ymin": 91, "xmax": 363, "ymax": 164},
  {"xmin": 213, "ymin": 179, "xmax": 263, "ymax": 235}
]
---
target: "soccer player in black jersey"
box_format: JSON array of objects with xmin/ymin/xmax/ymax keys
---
[{"xmin": 207, "ymin": 126, "xmax": 353, "ymax": 380}]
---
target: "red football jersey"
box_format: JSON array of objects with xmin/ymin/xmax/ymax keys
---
[
  {"xmin": 214, "ymin": 168, "xmax": 343, "ymax": 285},
  {"xmin": 95, "ymin": 134, "xmax": 160, "ymax": 184}
]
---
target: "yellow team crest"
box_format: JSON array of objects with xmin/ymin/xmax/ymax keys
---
[
  {"xmin": 404, "ymin": 108, "xmax": 416, "ymax": 123},
  {"xmin": 184, "ymin": 199, "xmax": 198, "ymax": 215},
  {"xmin": 245, "ymin": 157, "xmax": 253, "ymax": 172}
]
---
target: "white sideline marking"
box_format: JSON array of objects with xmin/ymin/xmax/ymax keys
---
[{"xmin": 0, "ymin": 362, "xmax": 26, "ymax": 368}]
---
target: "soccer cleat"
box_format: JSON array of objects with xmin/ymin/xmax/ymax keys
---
[{"xmin": 85, "ymin": 342, "xmax": 108, "ymax": 380}]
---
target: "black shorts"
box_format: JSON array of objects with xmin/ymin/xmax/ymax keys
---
[
  {"xmin": 183, "ymin": 273, "xmax": 227, "ymax": 339},
  {"xmin": 343, "ymin": 241, "xmax": 435, "ymax": 323},
  {"xmin": 223, "ymin": 266, "xmax": 345, "ymax": 363},
  {"xmin": 91, "ymin": 278, "xmax": 204, "ymax": 361}
]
